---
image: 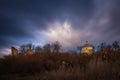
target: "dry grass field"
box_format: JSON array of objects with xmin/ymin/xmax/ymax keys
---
[{"xmin": 0, "ymin": 50, "xmax": 120, "ymax": 80}]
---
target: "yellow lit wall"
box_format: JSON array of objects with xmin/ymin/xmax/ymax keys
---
[{"xmin": 81, "ymin": 46, "xmax": 94, "ymax": 55}]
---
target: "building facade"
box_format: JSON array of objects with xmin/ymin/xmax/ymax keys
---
[{"xmin": 81, "ymin": 43, "xmax": 94, "ymax": 55}]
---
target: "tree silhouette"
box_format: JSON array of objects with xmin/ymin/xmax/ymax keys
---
[
  {"xmin": 112, "ymin": 41, "xmax": 119, "ymax": 51},
  {"xmin": 26, "ymin": 43, "xmax": 33, "ymax": 50},
  {"xmin": 19, "ymin": 43, "xmax": 34, "ymax": 53},
  {"xmin": 52, "ymin": 41, "xmax": 61, "ymax": 53},
  {"xmin": 43, "ymin": 43, "xmax": 51, "ymax": 53},
  {"xmin": 20, "ymin": 44, "xmax": 26, "ymax": 53},
  {"xmin": 99, "ymin": 42, "xmax": 106, "ymax": 52},
  {"xmin": 35, "ymin": 46, "xmax": 43, "ymax": 53}
]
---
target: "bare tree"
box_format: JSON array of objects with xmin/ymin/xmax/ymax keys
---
[
  {"xmin": 19, "ymin": 43, "xmax": 34, "ymax": 53},
  {"xmin": 112, "ymin": 41, "xmax": 119, "ymax": 51},
  {"xmin": 26, "ymin": 43, "xmax": 33, "ymax": 50},
  {"xmin": 52, "ymin": 41, "xmax": 61, "ymax": 53},
  {"xmin": 20, "ymin": 44, "xmax": 26, "ymax": 53},
  {"xmin": 99, "ymin": 42, "xmax": 106, "ymax": 52},
  {"xmin": 35, "ymin": 46, "xmax": 43, "ymax": 53},
  {"xmin": 43, "ymin": 43, "xmax": 51, "ymax": 53}
]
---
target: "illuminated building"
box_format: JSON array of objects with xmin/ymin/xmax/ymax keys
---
[{"xmin": 81, "ymin": 41, "xmax": 94, "ymax": 55}]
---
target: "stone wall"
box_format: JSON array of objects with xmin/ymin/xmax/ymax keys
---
[{"xmin": 11, "ymin": 47, "xmax": 18, "ymax": 56}]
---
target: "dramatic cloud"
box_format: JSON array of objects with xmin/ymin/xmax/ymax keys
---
[
  {"xmin": 0, "ymin": 0, "xmax": 120, "ymax": 57},
  {"xmin": 43, "ymin": 21, "xmax": 80, "ymax": 47}
]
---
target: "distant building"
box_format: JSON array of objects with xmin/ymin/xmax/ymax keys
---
[
  {"xmin": 81, "ymin": 41, "xmax": 94, "ymax": 55},
  {"xmin": 11, "ymin": 47, "xmax": 18, "ymax": 56}
]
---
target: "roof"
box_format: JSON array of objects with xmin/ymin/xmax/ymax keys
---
[{"xmin": 82, "ymin": 43, "xmax": 94, "ymax": 48}]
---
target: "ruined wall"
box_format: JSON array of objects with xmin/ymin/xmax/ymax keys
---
[{"xmin": 11, "ymin": 47, "xmax": 18, "ymax": 56}]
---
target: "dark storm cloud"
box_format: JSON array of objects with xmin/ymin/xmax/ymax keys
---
[
  {"xmin": 109, "ymin": 0, "xmax": 120, "ymax": 35},
  {"xmin": 0, "ymin": 0, "xmax": 94, "ymax": 24},
  {"xmin": 0, "ymin": 0, "xmax": 120, "ymax": 57},
  {"xmin": 97, "ymin": 0, "xmax": 120, "ymax": 42},
  {"xmin": 0, "ymin": 0, "xmax": 94, "ymax": 40},
  {"xmin": 0, "ymin": 14, "xmax": 34, "ymax": 49},
  {"xmin": 0, "ymin": 14, "xmax": 30, "ymax": 37}
]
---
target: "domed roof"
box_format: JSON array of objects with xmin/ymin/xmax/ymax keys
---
[
  {"xmin": 82, "ymin": 43, "xmax": 94, "ymax": 48},
  {"xmin": 82, "ymin": 41, "xmax": 94, "ymax": 48}
]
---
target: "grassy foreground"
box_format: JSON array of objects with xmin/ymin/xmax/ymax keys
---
[{"xmin": 0, "ymin": 51, "xmax": 120, "ymax": 80}]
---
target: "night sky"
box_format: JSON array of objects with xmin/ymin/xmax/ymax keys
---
[{"xmin": 0, "ymin": 0, "xmax": 120, "ymax": 57}]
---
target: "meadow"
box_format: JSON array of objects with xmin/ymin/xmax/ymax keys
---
[
  {"xmin": 0, "ymin": 50, "xmax": 120, "ymax": 80},
  {"xmin": 0, "ymin": 41, "xmax": 120, "ymax": 80}
]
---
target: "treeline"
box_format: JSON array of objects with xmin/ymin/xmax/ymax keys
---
[
  {"xmin": 19, "ymin": 41, "xmax": 61, "ymax": 54},
  {"xmin": 18, "ymin": 40, "xmax": 120, "ymax": 54},
  {"xmin": 96, "ymin": 41, "xmax": 120, "ymax": 55}
]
